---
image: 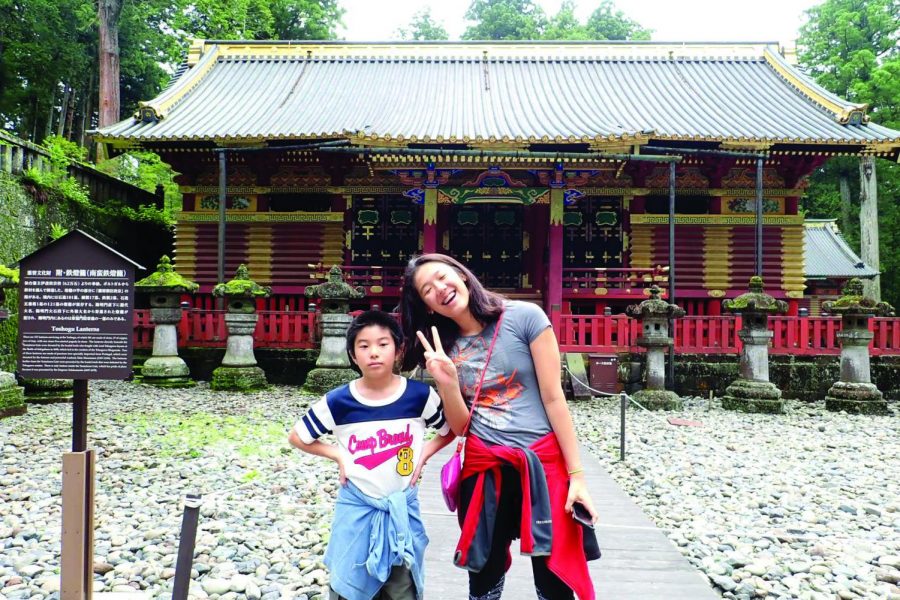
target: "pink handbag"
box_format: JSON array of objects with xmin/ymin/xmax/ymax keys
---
[{"xmin": 439, "ymin": 313, "xmax": 504, "ymax": 512}]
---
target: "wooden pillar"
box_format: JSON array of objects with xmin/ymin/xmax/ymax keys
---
[
  {"xmin": 548, "ymin": 189, "xmax": 564, "ymax": 320},
  {"xmin": 334, "ymin": 195, "xmax": 350, "ymax": 266},
  {"xmin": 533, "ymin": 204, "xmax": 549, "ymax": 301},
  {"xmin": 423, "ymin": 188, "xmax": 437, "ymax": 254}
]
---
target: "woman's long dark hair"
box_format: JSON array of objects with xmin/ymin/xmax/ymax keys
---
[{"xmin": 398, "ymin": 254, "xmax": 505, "ymax": 371}]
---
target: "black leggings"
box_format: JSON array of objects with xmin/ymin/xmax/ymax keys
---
[{"xmin": 460, "ymin": 466, "xmax": 574, "ymax": 600}]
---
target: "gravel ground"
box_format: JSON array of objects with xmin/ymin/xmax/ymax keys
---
[
  {"xmin": 572, "ymin": 395, "xmax": 900, "ymax": 600},
  {"xmin": 0, "ymin": 381, "xmax": 898, "ymax": 600}
]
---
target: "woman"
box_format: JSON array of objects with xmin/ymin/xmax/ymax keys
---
[{"xmin": 400, "ymin": 253, "xmax": 597, "ymax": 600}]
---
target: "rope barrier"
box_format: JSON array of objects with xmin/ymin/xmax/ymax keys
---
[{"xmin": 563, "ymin": 365, "xmax": 668, "ymax": 418}]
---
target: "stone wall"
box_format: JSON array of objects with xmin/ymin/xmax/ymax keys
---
[{"xmin": 668, "ymin": 354, "xmax": 900, "ymax": 401}]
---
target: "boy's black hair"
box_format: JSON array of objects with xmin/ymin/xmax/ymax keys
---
[{"xmin": 346, "ymin": 309, "xmax": 404, "ymax": 369}]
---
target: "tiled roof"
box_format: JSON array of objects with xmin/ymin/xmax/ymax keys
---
[
  {"xmin": 805, "ymin": 220, "xmax": 878, "ymax": 279},
  {"xmin": 95, "ymin": 41, "xmax": 900, "ymax": 152}
]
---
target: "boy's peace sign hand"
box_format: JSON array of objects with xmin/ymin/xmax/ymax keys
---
[{"xmin": 416, "ymin": 327, "xmax": 458, "ymax": 389}]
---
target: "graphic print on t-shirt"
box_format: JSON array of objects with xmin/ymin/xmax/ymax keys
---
[
  {"xmin": 452, "ymin": 328, "xmax": 524, "ymax": 430},
  {"xmin": 294, "ymin": 378, "xmax": 448, "ymax": 498},
  {"xmin": 349, "ymin": 423, "xmax": 413, "ymax": 470}
]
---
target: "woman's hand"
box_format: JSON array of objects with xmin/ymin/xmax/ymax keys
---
[
  {"xmin": 565, "ymin": 476, "xmax": 598, "ymax": 524},
  {"xmin": 416, "ymin": 327, "xmax": 459, "ymax": 389}
]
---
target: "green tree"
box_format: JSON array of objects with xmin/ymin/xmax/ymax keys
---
[
  {"xmin": 270, "ymin": 0, "xmax": 343, "ymax": 39},
  {"xmin": 799, "ymin": 0, "xmax": 899, "ymax": 126},
  {"xmin": 798, "ymin": 0, "xmax": 900, "ymax": 305},
  {"xmin": 543, "ymin": 0, "xmax": 588, "ymax": 40},
  {"xmin": 397, "ymin": 8, "xmax": 449, "ymax": 41},
  {"xmin": 462, "ymin": 0, "xmax": 651, "ymax": 42},
  {"xmin": 584, "ymin": 0, "xmax": 651, "ymax": 41},
  {"xmin": 462, "ymin": 0, "xmax": 547, "ymax": 40}
]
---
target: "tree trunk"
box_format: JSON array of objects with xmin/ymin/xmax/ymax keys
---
[
  {"xmin": 57, "ymin": 85, "xmax": 70, "ymax": 137},
  {"xmin": 98, "ymin": 0, "xmax": 123, "ymax": 128},
  {"xmin": 44, "ymin": 90, "xmax": 55, "ymax": 141},
  {"xmin": 65, "ymin": 88, "xmax": 76, "ymax": 141},
  {"xmin": 859, "ymin": 156, "xmax": 881, "ymax": 300},
  {"xmin": 81, "ymin": 68, "xmax": 96, "ymax": 148},
  {"xmin": 839, "ymin": 174, "xmax": 852, "ymax": 236}
]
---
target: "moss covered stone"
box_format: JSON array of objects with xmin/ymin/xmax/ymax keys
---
[
  {"xmin": 632, "ymin": 388, "xmax": 682, "ymax": 411},
  {"xmin": 822, "ymin": 278, "xmax": 895, "ymax": 316},
  {"xmin": 722, "ymin": 379, "xmax": 784, "ymax": 413},
  {"xmin": 825, "ymin": 381, "xmax": 889, "ymax": 415},
  {"xmin": 302, "ymin": 368, "xmax": 358, "ymax": 396},
  {"xmin": 210, "ymin": 365, "xmax": 268, "ymax": 392},
  {"xmin": 304, "ymin": 265, "xmax": 365, "ymax": 314},
  {"xmin": 23, "ymin": 378, "xmax": 74, "ymax": 403},
  {"xmin": 213, "ymin": 265, "xmax": 271, "ymax": 300},
  {"xmin": 0, "ymin": 373, "xmax": 25, "ymax": 419},
  {"xmin": 722, "ymin": 277, "xmax": 788, "ymax": 315},
  {"xmin": 135, "ymin": 255, "xmax": 198, "ymax": 293}
]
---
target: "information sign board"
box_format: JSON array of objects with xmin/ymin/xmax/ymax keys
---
[{"xmin": 17, "ymin": 230, "xmax": 142, "ymax": 380}]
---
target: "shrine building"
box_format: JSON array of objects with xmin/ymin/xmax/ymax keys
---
[{"xmin": 95, "ymin": 41, "xmax": 900, "ymax": 320}]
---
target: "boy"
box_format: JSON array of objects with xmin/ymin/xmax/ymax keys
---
[{"xmin": 288, "ymin": 309, "xmax": 453, "ymax": 600}]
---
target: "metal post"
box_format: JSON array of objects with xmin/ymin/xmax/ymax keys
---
[
  {"xmin": 667, "ymin": 161, "xmax": 676, "ymax": 388},
  {"xmin": 619, "ymin": 392, "xmax": 627, "ymax": 462},
  {"xmin": 72, "ymin": 380, "xmax": 88, "ymax": 452},
  {"xmin": 755, "ymin": 156, "xmax": 763, "ymax": 276},
  {"xmin": 172, "ymin": 494, "xmax": 202, "ymax": 600},
  {"xmin": 217, "ymin": 150, "xmax": 227, "ymax": 311}
]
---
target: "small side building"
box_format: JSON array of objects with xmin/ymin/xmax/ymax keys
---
[{"xmin": 804, "ymin": 219, "xmax": 878, "ymax": 314}]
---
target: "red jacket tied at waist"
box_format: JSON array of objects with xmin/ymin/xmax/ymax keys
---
[{"xmin": 454, "ymin": 432, "xmax": 595, "ymax": 600}]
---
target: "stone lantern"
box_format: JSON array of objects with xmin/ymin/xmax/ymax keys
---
[
  {"xmin": 822, "ymin": 278, "xmax": 894, "ymax": 414},
  {"xmin": 135, "ymin": 256, "xmax": 198, "ymax": 387},
  {"xmin": 626, "ymin": 285, "xmax": 685, "ymax": 410},
  {"xmin": 303, "ymin": 265, "xmax": 365, "ymax": 395},
  {"xmin": 210, "ymin": 265, "xmax": 271, "ymax": 391},
  {"xmin": 721, "ymin": 276, "xmax": 789, "ymax": 413},
  {"xmin": 0, "ymin": 269, "xmax": 25, "ymax": 418}
]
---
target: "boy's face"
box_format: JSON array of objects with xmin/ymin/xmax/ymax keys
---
[{"xmin": 351, "ymin": 324, "xmax": 397, "ymax": 377}]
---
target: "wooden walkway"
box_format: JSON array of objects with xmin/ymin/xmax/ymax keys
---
[{"xmin": 418, "ymin": 444, "xmax": 720, "ymax": 599}]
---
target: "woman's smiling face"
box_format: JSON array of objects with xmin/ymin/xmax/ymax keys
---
[{"xmin": 413, "ymin": 261, "xmax": 470, "ymax": 319}]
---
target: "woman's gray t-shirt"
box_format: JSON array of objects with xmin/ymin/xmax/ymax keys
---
[{"xmin": 448, "ymin": 300, "xmax": 553, "ymax": 448}]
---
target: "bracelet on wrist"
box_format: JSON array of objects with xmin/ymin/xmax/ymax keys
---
[{"xmin": 567, "ymin": 467, "xmax": 584, "ymax": 476}]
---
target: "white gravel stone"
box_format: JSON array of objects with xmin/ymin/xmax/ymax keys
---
[
  {"xmin": 3, "ymin": 382, "xmax": 898, "ymax": 599},
  {"xmin": 569, "ymin": 395, "xmax": 900, "ymax": 598}
]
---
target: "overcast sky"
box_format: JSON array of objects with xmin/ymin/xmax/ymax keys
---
[{"xmin": 338, "ymin": 0, "xmax": 820, "ymax": 44}]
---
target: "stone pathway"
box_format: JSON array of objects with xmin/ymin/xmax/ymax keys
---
[{"xmin": 419, "ymin": 443, "xmax": 719, "ymax": 599}]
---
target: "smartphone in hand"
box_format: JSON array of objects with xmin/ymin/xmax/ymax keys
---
[{"xmin": 572, "ymin": 502, "xmax": 594, "ymax": 529}]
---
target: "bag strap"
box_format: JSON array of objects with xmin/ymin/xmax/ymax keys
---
[{"xmin": 455, "ymin": 311, "xmax": 504, "ymax": 453}]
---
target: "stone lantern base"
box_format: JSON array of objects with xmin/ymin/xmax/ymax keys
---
[
  {"xmin": 302, "ymin": 368, "xmax": 358, "ymax": 396},
  {"xmin": 722, "ymin": 378, "xmax": 784, "ymax": 414},
  {"xmin": 632, "ymin": 388, "xmax": 682, "ymax": 411},
  {"xmin": 0, "ymin": 372, "xmax": 26, "ymax": 418},
  {"xmin": 211, "ymin": 365, "xmax": 268, "ymax": 392},
  {"xmin": 825, "ymin": 381, "xmax": 889, "ymax": 415},
  {"xmin": 23, "ymin": 378, "xmax": 74, "ymax": 403},
  {"xmin": 141, "ymin": 356, "xmax": 195, "ymax": 388}
]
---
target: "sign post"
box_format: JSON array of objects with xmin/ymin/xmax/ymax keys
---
[{"xmin": 17, "ymin": 230, "xmax": 142, "ymax": 600}]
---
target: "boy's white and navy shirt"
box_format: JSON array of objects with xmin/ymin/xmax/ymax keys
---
[{"xmin": 294, "ymin": 377, "xmax": 450, "ymax": 498}]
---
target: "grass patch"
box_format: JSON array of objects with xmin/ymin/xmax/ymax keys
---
[{"xmin": 116, "ymin": 410, "xmax": 287, "ymax": 459}]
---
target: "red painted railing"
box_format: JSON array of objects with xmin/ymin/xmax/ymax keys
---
[
  {"xmin": 556, "ymin": 315, "xmax": 900, "ymax": 355},
  {"xmin": 555, "ymin": 314, "xmax": 640, "ymax": 352},
  {"xmin": 134, "ymin": 310, "xmax": 318, "ymax": 349},
  {"xmin": 135, "ymin": 310, "xmax": 900, "ymax": 356}
]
